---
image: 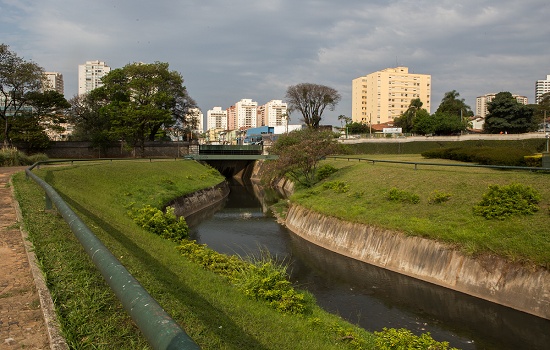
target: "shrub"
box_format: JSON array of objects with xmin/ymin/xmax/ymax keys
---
[
  {"xmin": 375, "ymin": 328, "xmax": 458, "ymax": 350},
  {"xmin": 128, "ymin": 205, "xmax": 189, "ymax": 242},
  {"xmin": 177, "ymin": 240, "xmax": 315, "ymax": 315},
  {"xmin": 473, "ymin": 183, "xmax": 541, "ymax": 220},
  {"xmin": 524, "ymin": 154, "xmax": 542, "ymax": 167},
  {"xmin": 316, "ymin": 164, "xmax": 338, "ymax": 181},
  {"xmin": 428, "ymin": 190, "xmax": 452, "ymax": 204},
  {"xmin": 387, "ymin": 188, "xmax": 420, "ymax": 204},
  {"xmin": 323, "ymin": 180, "xmax": 349, "ymax": 193}
]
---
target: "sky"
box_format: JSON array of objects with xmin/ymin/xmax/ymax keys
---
[{"xmin": 2, "ymin": 0, "xmax": 550, "ymax": 127}]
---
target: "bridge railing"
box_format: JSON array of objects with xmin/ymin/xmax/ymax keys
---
[{"xmin": 25, "ymin": 159, "xmax": 201, "ymax": 350}]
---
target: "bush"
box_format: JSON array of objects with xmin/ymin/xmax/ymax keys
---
[
  {"xmin": 387, "ymin": 188, "xmax": 420, "ymax": 204},
  {"xmin": 128, "ymin": 205, "xmax": 189, "ymax": 242},
  {"xmin": 316, "ymin": 164, "xmax": 338, "ymax": 181},
  {"xmin": 428, "ymin": 190, "xmax": 452, "ymax": 204},
  {"xmin": 375, "ymin": 328, "xmax": 458, "ymax": 350},
  {"xmin": 177, "ymin": 240, "xmax": 315, "ymax": 315},
  {"xmin": 524, "ymin": 154, "xmax": 542, "ymax": 167},
  {"xmin": 473, "ymin": 183, "xmax": 541, "ymax": 220},
  {"xmin": 323, "ymin": 180, "xmax": 349, "ymax": 193}
]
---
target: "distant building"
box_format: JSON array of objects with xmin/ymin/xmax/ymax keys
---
[
  {"xmin": 259, "ymin": 100, "xmax": 288, "ymax": 127},
  {"xmin": 78, "ymin": 60, "xmax": 111, "ymax": 96},
  {"xmin": 535, "ymin": 75, "xmax": 550, "ymax": 104},
  {"xmin": 44, "ymin": 72, "xmax": 64, "ymax": 95},
  {"xmin": 207, "ymin": 107, "xmax": 227, "ymax": 130},
  {"xmin": 188, "ymin": 108, "xmax": 203, "ymax": 133},
  {"xmin": 235, "ymin": 98, "xmax": 258, "ymax": 128},
  {"xmin": 352, "ymin": 66, "xmax": 431, "ymax": 125},
  {"xmin": 475, "ymin": 93, "xmax": 528, "ymax": 119}
]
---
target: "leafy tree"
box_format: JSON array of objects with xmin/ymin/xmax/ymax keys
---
[
  {"xmin": 483, "ymin": 92, "xmax": 537, "ymax": 134},
  {"xmin": 67, "ymin": 92, "xmax": 113, "ymax": 150},
  {"xmin": 532, "ymin": 92, "xmax": 550, "ymax": 128},
  {"xmin": 82, "ymin": 62, "xmax": 197, "ymax": 156},
  {"xmin": 395, "ymin": 98, "xmax": 424, "ymax": 133},
  {"xmin": 285, "ymin": 83, "xmax": 341, "ymax": 128},
  {"xmin": 265, "ymin": 128, "xmax": 338, "ymax": 187},
  {"xmin": 436, "ymin": 90, "xmax": 473, "ymax": 118},
  {"xmin": 0, "ymin": 44, "xmax": 46, "ymax": 146},
  {"xmin": 411, "ymin": 109, "xmax": 434, "ymax": 135},
  {"xmin": 346, "ymin": 121, "xmax": 369, "ymax": 134},
  {"xmin": 431, "ymin": 111, "xmax": 469, "ymax": 135},
  {"xmin": 337, "ymin": 114, "xmax": 351, "ymax": 128}
]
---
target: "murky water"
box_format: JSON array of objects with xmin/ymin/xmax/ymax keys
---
[{"xmin": 186, "ymin": 180, "xmax": 550, "ymax": 350}]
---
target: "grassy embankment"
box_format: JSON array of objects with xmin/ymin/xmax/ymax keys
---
[
  {"xmin": 290, "ymin": 154, "xmax": 550, "ymax": 269},
  {"xmin": 12, "ymin": 160, "xmax": 377, "ymax": 350}
]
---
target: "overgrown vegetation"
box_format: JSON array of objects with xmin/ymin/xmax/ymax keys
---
[
  {"xmin": 375, "ymin": 328, "xmax": 458, "ymax": 350},
  {"xmin": 387, "ymin": 187, "xmax": 420, "ymax": 204},
  {"xmin": 473, "ymin": 183, "xmax": 541, "ymax": 220},
  {"xmin": 0, "ymin": 146, "xmax": 48, "ymax": 166},
  {"xmin": 128, "ymin": 205, "xmax": 189, "ymax": 242}
]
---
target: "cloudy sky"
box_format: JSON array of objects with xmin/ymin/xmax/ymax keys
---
[{"xmin": 2, "ymin": 0, "xmax": 549, "ymax": 126}]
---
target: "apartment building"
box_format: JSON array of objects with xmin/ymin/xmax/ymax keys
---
[
  {"xmin": 235, "ymin": 98, "xmax": 258, "ymax": 128},
  {"xmin": 78, "ymin": 60, "xmax": 111, "ymax": 96},
  {"xmin": 44, "ymin": 72, "xmax": 64, "ymax": 95},
  {"xmin": 259, "ymin": 100, "xmax": 288, "ymax": 127},
  {"xmin": 535, "ymin": 75, "xmax": 550, "ymax": 104},
  {"xmin": 207, "ymin": 106, "xmax": 227, "ymax": 130},
  {"xmin": 475, "ymin": 93, "xmax": 528, "ymax": 118},
  {"xmin": 352, "ymin": 66, "xmax": 431, "ymax": 125}
]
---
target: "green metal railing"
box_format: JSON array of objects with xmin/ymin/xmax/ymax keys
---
[{"xmin": 26, "ymin": 159, "xmax": 200, "ymax": 350}]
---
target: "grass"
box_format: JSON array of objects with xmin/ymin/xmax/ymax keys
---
[
  {"xmin": 12, "ymin": 159, "xmax": 378, "ymax": 350},
  {"xmin": 292, "ymin": 155, "xmax": 550, "ymax": 269}
]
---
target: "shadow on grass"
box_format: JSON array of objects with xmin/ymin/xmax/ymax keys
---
[{"xmin": 60, "ymin": 193, "xmax": 269, "ymax": 350}]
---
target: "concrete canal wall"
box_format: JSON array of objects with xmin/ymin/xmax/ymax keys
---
[{"xmin": 284, "ymin": 204, "xmax": 550, "ymax": 320}]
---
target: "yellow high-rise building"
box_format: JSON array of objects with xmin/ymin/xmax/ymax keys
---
[{"xmin": 352, "ymin": 67, "xmax": 431, "ymax": 125}]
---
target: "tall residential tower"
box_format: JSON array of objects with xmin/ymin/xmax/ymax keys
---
[
  {"xmin": 352, "ymin": 66, "xmax": 431, "ymax": 125},
  {"xmin": 535, "ymin": 75, "xmax": 550, "ymax": 104},
  {"xmin": 78, "ymin": 60, "xmax": 111, "ymax": 96}
]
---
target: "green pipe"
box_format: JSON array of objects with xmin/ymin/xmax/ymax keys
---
[{"xmin": 25, "ymin": 166, "xmax": 200, "ymax": 350}]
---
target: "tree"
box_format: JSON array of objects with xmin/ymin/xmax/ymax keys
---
[
  {"xmin": 411, "ymin": 109, "xmax": 434, "ymax": 135},
  {"xmin": 431, "ymin": 111, "xmax": 470, "ymax": 135},
  {"xmin": 285, "ymin": 83, "xmax": 341, "ymax": 128},
  {"xmin": 265, "ymin": 128, "xmax": 338, "ymax": 187},
  {"xmin": 394, "ymin": 98, "xmax": 424, "ymax": 133},
  {"xmin": 483, "ymin": 92, "xmax": 537, "ymax": 134},
  {"xmin": 532, "ymin": 92, "xmax": 550, "ymax": 129},
  {"xmin": 436, "ymin": 90, "xmax": 473, "ymax": 118},
  {"xmin": 81, "ymin": 62, "xmax": 197, "ymax": 157},
  {"xmin": 67, "ymin": 92, "xmax": 112, "ymax": 147},
  {"xmin": 0, "ymin": 44, "xmax": 46, "ymax": 146}
]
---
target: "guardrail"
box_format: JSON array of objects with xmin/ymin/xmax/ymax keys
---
[
  {"xmin": 325, "ymin": 156, "xmax": 550, "ymax": 172},
  {"xmin": 25, "ymin": 159, "xmax": 201, "ymax": 350}
]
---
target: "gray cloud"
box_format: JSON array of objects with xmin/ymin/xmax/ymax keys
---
[{"xmin": 2, "ymin": 0, "xmax": 549, "ymax": 125}]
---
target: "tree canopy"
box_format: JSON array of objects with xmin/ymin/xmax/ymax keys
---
[
  {"xmin": 483, "ymin": 92, "xmax": 537, "ymax": 134},
  {"xmin": 70, "ymin": 62, "xmax": 197, "ymax": 156},
  {"xmin": 394, "ymin": 98, "xmax": 424, "ymax": 133},
  {"xmin": 0, "ymin": 44, "xmax": 46, "ymax": 146},
  {"xmin": 265, "ymin": 128, "xmax": 338, "ymax": 187},
  {"xmin": 1, "ymin": 44, "xmax": 70, "ymax": 148},
  {"xmin": 435, "ymin": 90, "xmax": 473, "ymax": 118},
  {"xmin": 285, "ymin": 83, "xmax": 341, "ymax": 128}
]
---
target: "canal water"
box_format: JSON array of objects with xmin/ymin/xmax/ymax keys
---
[{"xmin": 186, "ymin": 180, "xmax": 550, "ymax": 350}]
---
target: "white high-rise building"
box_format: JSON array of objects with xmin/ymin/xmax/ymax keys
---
[
  {"xmin": 44, "ymin": 72, "xmax": 64, "ymax": 95},
  {"xmin": 475, "ymin": 93, "xmax": 528, "ymax": 118},
  {"xmin": 78, "ymin": 60, "xmax": 111, "ymax": 96},
  {"xmin": 235, "ymin": 98, "xmax": 258, "ymax": 128},
  {"xmin": 261, "ymin": 100, "xmax": 288, "ymax": 127},
  {"xmin": 535, "ymin": 75, "xmax": 550, "ymax": 104},
  {"xmin": 207, "ymin": 107, "xmax": 227, "ymax": 130}
]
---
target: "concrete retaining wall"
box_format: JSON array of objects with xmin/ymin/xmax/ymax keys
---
[
  {"xmin": 284, "ymin": 204, "xmax": 550, "ymax": 320},
  {"xmin": 166, "ymin": 181, "xmax": 229, "ymax": 218}
]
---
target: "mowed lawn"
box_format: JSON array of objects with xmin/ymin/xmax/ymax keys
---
[{"xmin": 292, "ymin": 155, "xmax": 550, "ymax": 269}]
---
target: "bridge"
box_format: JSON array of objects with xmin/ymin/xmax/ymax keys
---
[{"xmin": 185, "ymin": 145, "xmax": 278, "ymax": 178}]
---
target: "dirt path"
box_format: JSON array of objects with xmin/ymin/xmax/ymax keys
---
[{"xmin": 0, "ymin": 167, "xmax": 66, "ymax": 349}]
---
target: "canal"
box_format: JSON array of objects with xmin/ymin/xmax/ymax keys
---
[{"xmin": 186, "ymin": 180, "xmax": 550, "ymax": 350}]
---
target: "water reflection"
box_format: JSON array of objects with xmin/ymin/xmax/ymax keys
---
[{"xmin": 185, "ymin": 180, "xmax": 550, "ymax": 350}]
